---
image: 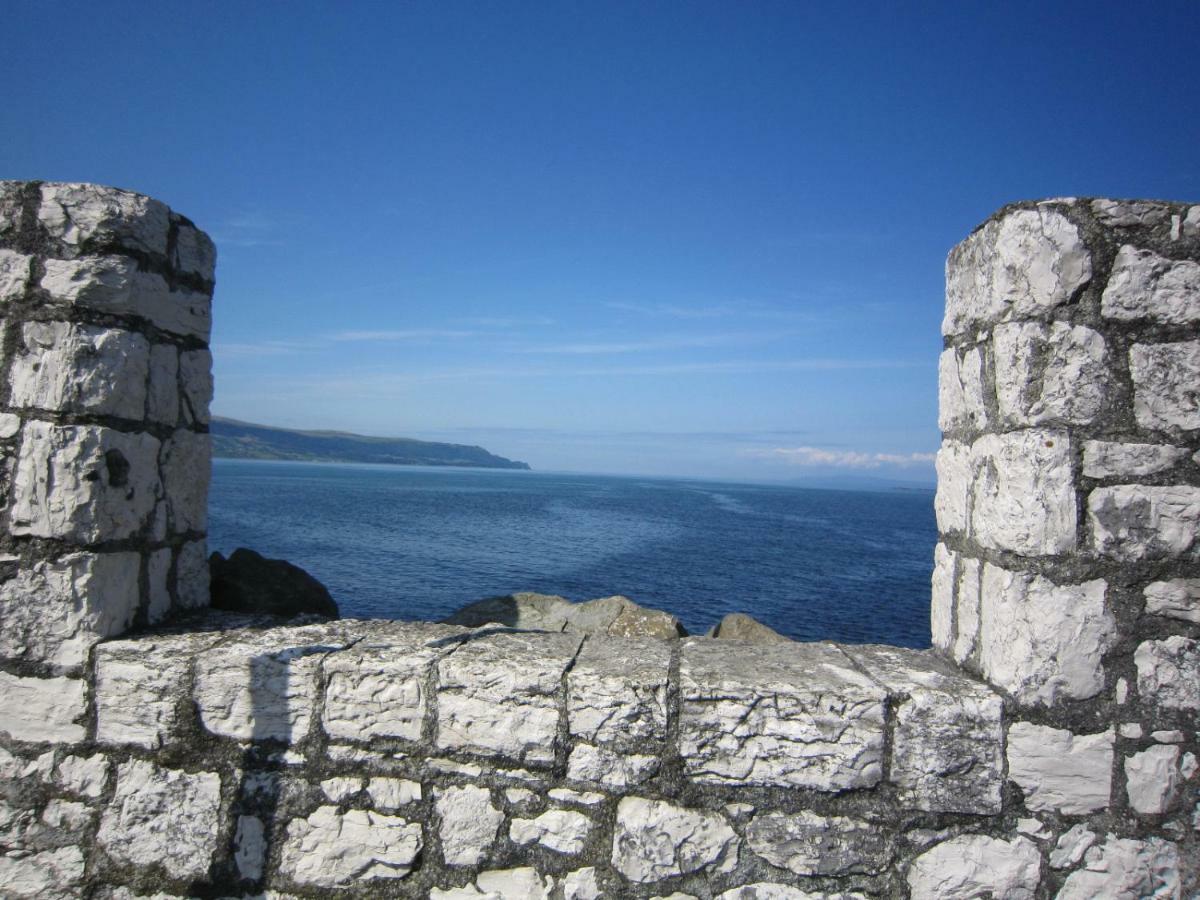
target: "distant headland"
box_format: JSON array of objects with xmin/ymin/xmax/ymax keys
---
[{"xmin": 211, "ymin": 417, "xmax": 532, "ymax": 469}]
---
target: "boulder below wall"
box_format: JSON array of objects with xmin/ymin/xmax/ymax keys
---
[{"xmin": 443, "ymin": 591, "xmax": 686, "ymax": 639}]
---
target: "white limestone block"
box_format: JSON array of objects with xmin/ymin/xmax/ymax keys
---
[
  {"xmin": 0, "ymin": 248, "xmax": 31, "ymax": 302},
  {"xmin": 147, "ymin": 344, "xmax": 179, "ymax": 425},
  {"xmin": 1125, "ymin": 744, "xmax": 1181, "ymax": 815},
  {"xmin": 953, "ymin": 555, "xmax": 982, "ymax": 664},
  {"xmin": 160, "ymin": 428, "xmax": 211, "ymax": 534},
  {"xmin": 436, "ymin": 784, "xmax": 503, "ymax": 866},
  {"xmin": 0, "ymin": 551, "xmax": 140, "ymax": 668},
  {"xmin": 907, "ymin": 835, "xmax": 1040, "ymax": 900},
  {"xmin": 97, "ymin": 759, "xmax": 221, "ymax": 880},
  {"xmin": 1135, "ymin": 636, "xmax": 1200, "ymax": 710},
  {"xmin": 323, "ymin": 623, "xmax": 463, "ymax": 743},
  {"xmin": 476, "ymin": 868, "xmax": 555, "ymax": 899},
  {"xmin": 9, "ymin": 321, "xmax": 149, "ymax": 419},
  {"xmin": 55, "ymin": 753, "xmax": 109, "ymax": 798},
  {"xmin": 321, "ymin": 776, "xmax": 363, "ymax": 803},
  {"xmin": 1050, "ymin": 823, "xmax": 1097, "ymax": 869},
  {"xmin": 234, "ymin": 815, "xmax": 266, "ymax": 881},
  {"xmin": 937, "ymin": 346, "xmax": 989, "ymax": 432},
  {"xmin": 929, "ymin": 543, "xmax": 955, "ymax": 653},
  {"xmin": 1090, "ymin": 199, "xmax": 1172, "ymax": 228},
  {"xmin": 506, "ymin": 788, "xmax": 536, "ymax": 806},
  {"xmin": 977, "ymin": 563, "xmax": 1114, "ymax": 705},
  {"xmin": 0, "ymin": 413, "xmax": 20, "ymax": 438},
  {"xmin": 436, "ymin": 631, "xmax": 581, "ymax": 765},
  {"xmin": 1056, "ymin": 835, "xmax": 1181, "ymax": 899},
  {"xmin": 0, "ymin": 672, "xmax": 86, "ymax": 743},
  {"xmin": 510, "ymin": 809, "xmax": 593, "ymax": 854},
  {"xmin": 368, "ymin": 777, "xmax": 421, "ymax": 810},
  {"xmin": 10, "ymin": 421, "xmax": 162, "ymax": 542},
  {"xmin": 993, "ymin": 321, "xmax": 1109, "ymax": 426},
  {"xmin": 38, "ymin": 182, "xmax": 170, "ymax": 255},
  {"xmin": 611, "ymin": 797, "xmax": 738, "ymax": 883},
  {"xmin": 679, "ymin": 639, "xmax": 886, "ymax": 791},
  {"xmin": 1120, "ymin": 723, "xmax": 1144, "ymax": 739},
  {"xmin": 1083, "ymin": 441, "xmax": 1189, "ymax": 478},
  {"xmin": 173, "ymin": 223, "xmax": 217, "ymax": 281},
  {"xmin": 566, "ymin": 743, "xmax": 659, "ymax": 789},
  {"xmin": 561, "ymin": 867, "xmax": 602, "ymax": 900},
  {"xmin": 745, "ymin": 810, "xmax": 888, "ymax": 876},
  {"xmin": 0, "ymin": 846, "xmax": 85, "ymax": 900},
  {"xmin": 194, "ymin": 623, "xmax": 350, "ymax": 743},
  {"xmin": 1130, "ymin": 340, "xmax": 1200, "ymax": 431},
  {"xmin": 944, "ymin": 207, "xmax": 1091, "ymax": 336},
  {"xmin": 147, "ymin": 547, "xmax": 171, "ymax": 624},
  {"xmin": 279, "ymin": 805, "xmax": 422, "ymax": 887},
  {"xmin": 175, "ymin": 539, "xmax": 209, "ymax": 609},
  {"xmin": 548, "ymin": 787, "xmax": 605, "ymax": 807},
  {"xmin": 934, "ymin": 441, "xmax": 972, "ymax": 535},
  {"xmin": 1089, "ymin": 485, "xmax": 1200, "ymax": 562},
  {"xmin": 178, "ymin": 349, "xmax": 214, "ymax": 425},
  {"xmin": 1145, "ymin": 578, "xmax": 1200, "ymax": 624},
  {"xmin": 1006, "ymin": 722, "xmax": 1113, "ymax": 814},
  {"xmin": 843, "ymin": 644, "xmax": 1003, "ymax": 813},
  {"xmin": 41, "ymin": 798, "xmax": 92, "ymax": 830},
  {"xmin": 1103, "ymin": 244, "xmax": 1200, "ymax": 325},
  {"xmin": 567, "ymin": 636, "xmax": 669, "ymax": 750},
  {"xmin": 970, "ymin": 429, "xmax": 1076, "ymax": 556}
]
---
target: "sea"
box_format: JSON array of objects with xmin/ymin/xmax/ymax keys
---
[{"xmin": 208, "ymin": 459, "xmax": 937, "ymax": 649}]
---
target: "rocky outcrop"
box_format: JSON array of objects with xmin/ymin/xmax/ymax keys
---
[
  {"xmin": 209, "ymin": 547, "xmax": 339, "ymax": 618},
  {"xmin": 707, "ymin": 611, "xmax": 792, "ymax": 643},
  {"xmin": 443, "ymin": 591, "xmax": 686, "ymax": 638}
]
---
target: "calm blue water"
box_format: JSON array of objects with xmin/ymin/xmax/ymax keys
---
[{"xmin": 208, "ymin": 460, "xmax": 937, "ymax": 648}]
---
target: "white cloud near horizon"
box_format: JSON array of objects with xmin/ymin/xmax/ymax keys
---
[{"xmin": 745, "ymin": 446, "xmax": 936, "ymax": 469}]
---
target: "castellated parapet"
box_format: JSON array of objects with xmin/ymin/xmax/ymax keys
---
[{"xmin": 0, "ymin": 185, "xmax": 1196, "ymax": 898}]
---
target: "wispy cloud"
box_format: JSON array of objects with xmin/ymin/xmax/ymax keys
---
[
  {"xmin": 510, "ymin": 331, "xmax": 790, "ymax": 355},
  {"xmin": 744, "ymin": 446, "xmax": 936, "ymax": 469},
  {"xmin": 211, "ymin": 210, "xmax": 286, "ymax": 248},
  {"xmin": 213, "ymin": 339, "xmax": 322, "ymax": 357},
  {"xmin": 329, "ymin": 329, "xmax": 479, "ymax": 342}
]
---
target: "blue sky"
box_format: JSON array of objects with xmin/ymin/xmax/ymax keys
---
[{"xmin": 5, "ymin": 2, "xmax": 1198, "ymax": 481}]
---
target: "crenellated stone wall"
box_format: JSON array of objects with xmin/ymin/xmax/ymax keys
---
[{"xmin": 0, "ymin": 185, "xmax": 1195, "ymax": 899}]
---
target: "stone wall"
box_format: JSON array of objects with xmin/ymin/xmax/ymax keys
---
[{"xmin": 0, "ymin": 185, "xmax": 1195, "ymax": 899}]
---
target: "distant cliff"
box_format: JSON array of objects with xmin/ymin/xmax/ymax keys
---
[{"xmin": 210, "ymin": 417, "xmax": 531, "ymax": 469}]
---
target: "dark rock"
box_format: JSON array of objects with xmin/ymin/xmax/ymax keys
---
[
  {"xmin": 707, "ymin": 612, "xmax": 792, "ymax": 644},
  {"xmin": 209, "ymin": 548, "xmax": 339, "ymax": 619},
  {"xmin": 443, "ymin": 591, "xmax": 686, "ymax": 639}
]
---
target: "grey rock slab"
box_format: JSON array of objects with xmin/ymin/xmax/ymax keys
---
[
  {"xmin": 944, "ymin": 207, "xmax": 1091, "ymax": 336},
  {"xmin": 1050, "ymin": 823, "xmax": 1097, "ymax": 869},
  {"xmin": 179, "ymin": 349, "xmax": 214, "ymax": 425},
  {"xmin": 717, "ymin": 887, "xmax": 865, "ymax": 900},
  {"xmin": 993, "ymin": 321, "xmax": 1109, "ymax": 426},
  {"xmin": 679, "ymin": 639, "xmax": 886, "ymax": 790},
  {"xmin": 1007, "ymin": 722, "xmax": 1113, "ymax": 814},
  {"xmin": 707, "ymin": 612, "xmax": 792, "ymax": 643},
  {"xmin": 1144, "ymin": 578, "xmax": 1200, "ymax": 624},
  {"xmin": 38, "ymin": 182, "xmax": 170, "ymax": 255},
  {"xmin": 566, "ymin": 743, "xmax": 659, "ymax": 789},
  {"xmin": 9, "ymin": 321, "xmax": 149, "ymax": 419},
  {"xmin": 172, "ymin": 223, "xmax": 217, "ymax": 281},
  {"xmin": 841, "ymin": 644, "xmax": 1004, "ymax": 813},
  {"xmin": 0, "ymin": 672, "xmax": 86, "ymax": 743},
  {"xmin": 436, "ymin": 784, "xmax": 503, "ymax": 866},
  {"xmin": 1089, "ymin": 485, "xmax": 1200, "ymax": 562},
  {"xmin": 509, "ymin": 809, "xmax": 594, "ymax": 854},
  {"xmin": 1124, "ymin": 744, "xmax": 1182, "ymax": 815},
  {"xmin": 194, "ymin": 622, "xmax": 351, "ymax": 743},
  {"xmin": 10, "ymin": 421, "xmax": 162, "ymax": 542},
  {"xmin": 160, "ymin": 429, "xmax": 211, "ymax": 534},
  {"xmin": 745, "ymin": 809, "xmax": 889, "ymax": 876},
  {"xmin": 0, "ymin": 847, "xmax": 85, "ymax": 900},
  {"xmin": 436, "ymin": 630, "xmax": 582, "ymax": 765},
  {"xmin": 1082, "ymin": 441, "xmax": 1190, "ymax": 479},
  {"xmin": 907, "ymin": 835, "xmax": 1040, "ymax": 900},
  {"xmin": 1090, "ymin": 199, "xmax": 1173, "ymax": 228},
  {"xmin": 977, "ymin": 562, "xmax": 1114, "ymax": 705},
  {"xmin": 175, "ymin": 539, "xmax": 210, "ymax": 609},
  {"xmin": 567, "ymin": 635, "xmax": 669, "ymax": 749},
  {"xmin": 97, "ymin": 759, "xmax": 222, "ymax": 880},
  {"xmin": 445, "ymin": 591, "xmax": 684, "ymax": 638},
  {"xmin": 611, "ymin": 796, "xmax": 738, "ymax": 883},
  {"xmin": 0, "ymin": 551, "xmax": 140, "ymax": 668},
  {"xmin": 279, "ymin": 805, "xmax": 422, "ymax": 887},
  {"xmin": 1135, "ymin": 636, "xmax": 1200, "ymax": 710},
  {"xmin": 1056, "ymin": 835, "xmax": 1181, "ymax": 899},
  {"xmin": 234, "ymin": 815, "xmax": 266, "ymax": 881},
  {"xmin": 0, "ymin": 249, "xmax": 32, "ymax": 302},
  {"xmin": 146, "ymin": 344, "xmax": 179, "ymax": 425},
  {"xmin": 1129, "ymin": 340, "xmax": 1200, "ymax": 431},
  {"xmin": 1102, "ymin": 244, "xmax": 1200, "ymax": 325}
]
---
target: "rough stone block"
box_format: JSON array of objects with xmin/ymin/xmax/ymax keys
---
[
  {"xmin": 510, "ymin": 809, "xmax": 594, "ymax": 855},
  {"xmin": 611, "ymin": 797, "xmax": 738, "ymax": 883},
  {"xmin": 567, "ymin": 636, "xmax": 669, "ymax": 751},
  {"xmin": 745, "ymin": 810, "xmax": 888, "ymax": 876},
  {"xmin": 9, "ymin": 421, "xmax": 162, "ymax": 542},
  {"xmin": 436, "ymin": 784, "xmax": 503, "ymax": 866},
  {"xmin": 993, "ymin": 321, "xmax": 1109, "ymax": 426},
  {"xmin": 279, "ymin": 805, "xmax": 422, "ymax": 887},
  {"xmin": 929, "ymin": 543, "xmax": 955, "ymax": 653},
  {"xmin": 1129, "ymin": 340, "xmax": 1200, "ymax": 431},
  {"xmin": 933, "ymin": 440, "xmax": 971, "ymax": 535},
  {"xmin": 1056, "ymin": 835, "xmax": 1181, "ymax": 899},
  {"xmin": 0, "ymin": 847, "xmax": 85, "ymax": 899},
  {"xmin": 1135, "ymin": 636, "xmax": 1200, "ymax": 710},
  {"xmin": 175, "ymin": 539, "xmax": 210, "ymax": 609},
  {"xmin": 55, "ymin": 753, "xmax": 109, "ymax": 798},
  {"xmin": 1082, "ymin": 441, "xmax": 1190, "ymax": 478},
  {"xmin": 944, "ymin": 207, "xmax": 1091, "ymax": 336},
  {"xmin": 147, "ymin": 344, "xmax": 179, "ymax": 425},
  {"xmin": 194, "ymin": 623, "xmax": 350, "ymax": 743},
  {"xmin": 970, "ymin": 429, "xmax": 1076, "ymax": 556},
  {"xmin": 952, "ymin": 555, "xmax": 981, "ymax": 664},
  {"xmin": 907, "ymin": 835, "xmax": 1040, "ymax": 900},
  {"xmin": 0, "ymin": 248, "xmax": 31, "ymax": 302},
  {"xmin": 368, "ymin": 777, "xmax": 421, "ymax": 810},
  {"xmin": 678, "ymin": 639, "xmax": 886, "ymax": 790},
  {"xmin": 1102, "ymin": 244, "xmax": 1200, "ymax": 325},
  {"xmin": 147, "ymin": 547, "xmax": 171, "ymax": 623},
  {"xmin": 9, "ymin": 321, "xmax": 149, "ymax": 419},
  {"xmin": 1088, "ymin": 484, "xmax": 1200, "ymax": 561},
  {"xmin": 38, "ymin": 182, "xmax": 170, "ymax": 255},
  {"xmin": 323, "ymin": 623, "xmax": 461, "ymax": 743},
  {"xmin": 1144, "ymin": 578, "xmax": 1200, "ymax": 624},
  {"xmin": 1125, "ymin": 744, "xmax": 1182, "ymax": 815},
  {"xmin": 234, "ymin": 814, "xmax": 266, "ymax": 881},
  {"xmin": 172, "ymin": 223, "xmax": 217, "ymax": 281},
  {"xmin": 1006, "ymin": 723, "xmax": 1113, "ymax": 813},
  {"xmin": 566, "ymin": 743, "xmax": 659, "ymax": 789},
  {"xmin": 436, "ymin": 631, "xmax": 581, "ymax": 765},
  {"xmin": 843, "ymin": 645, "xmax": 1003, "ymax": 813},
  {"xmin": 160, "ymin": 429, "xmax": 211, "ymax": 534},
  {"xmin": 178, "ymin": 349, "xmax": 214, "ymax": 425},
  {"xmin": 0, "ymin": 551, "xmax": 140, "ymax": 668},
  {"xmin": 1090, "ymin": 199, "xmax": 1172, "ymax": 228},
  {"xmin": 937, "ymin": 346, "xmax": 989, "ymax": 432},
  {"xmin": 977, "ymin": 563, "xmax": 1114, "ymax": 705},
  {"xmin": 97, "ymin": 759, "xmax": 221, "ymax": 880},
  {"xmin": 0, "ymin": 672, "xmax": 86, "ymax": 743}
]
